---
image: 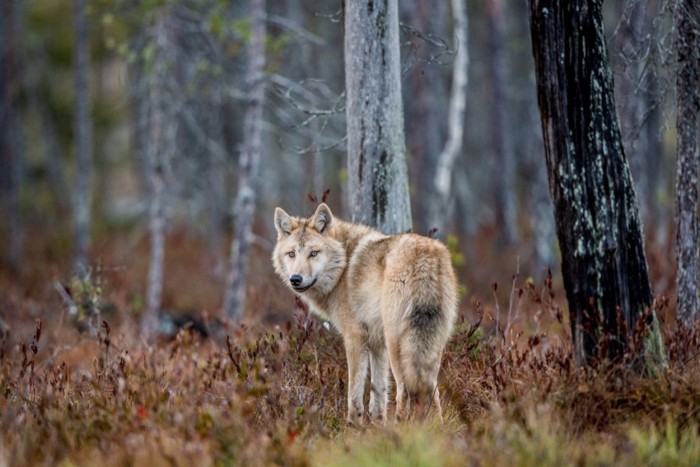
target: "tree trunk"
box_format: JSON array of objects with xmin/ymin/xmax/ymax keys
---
[
  {"xmin": 223, "ymin": 0, "xmax": 267, "ymax": 321},
  {"xmin": 529, "ymin": 0, "xmax": 656, "ymax": 365},
  {"xmin": 400, "ymin": 0, "xmax": 449, "ymax": 233},
  {"xmin": 486, "ymin": 0, "xmax": 517, "ymax": 245},
  {"xmin": 0, "ymin": 0, "xmax": 22, "ymax": 272},
  {"xmin": 674, "ymin": 0, "xmax": 700, "ymax": 327},
  {"xmin": 345, "ymin": 0, "xmax": 412, "ymax": 234},
  {"xmin": 141, "ymin": 10, "xmax": 171, "ymax": 339},
  {"xmin": 430, "ymin": 0, "xmax": 468, "ymax": 235},
  {"xmin": 73, "ymin": 0, "xmax": 92, "ymax": 275}
]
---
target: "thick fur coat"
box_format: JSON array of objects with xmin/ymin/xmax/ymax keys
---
[{"xmin": 272, "ymin": 204, "xmax": 458, "ymax": 423}]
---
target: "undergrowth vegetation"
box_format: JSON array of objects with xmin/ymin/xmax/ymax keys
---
[{"xmin": 2, "ymin": 267, "xmax": 700, "ymax": 467}]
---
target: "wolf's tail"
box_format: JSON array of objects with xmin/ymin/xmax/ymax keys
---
[
  {"xmin": 400, "ymin": 303, "xmax": 451, "ymax": 395},
  {"xmin": 399, "ymin": 256, "xmax": 458, "ymax": 396}
]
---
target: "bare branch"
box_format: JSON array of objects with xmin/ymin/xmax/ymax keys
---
[{"xmin": 268, "ymin": 14, "xmax": 325, "ymax": 45}]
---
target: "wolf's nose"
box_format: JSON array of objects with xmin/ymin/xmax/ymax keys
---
[{"xmin": 290, "ymin": 275, "xmax": 303, "ymax": 287}]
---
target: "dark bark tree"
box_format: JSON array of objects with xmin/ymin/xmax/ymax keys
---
[
  {"xmin": 224, "ymin": 0, "xmax": 267, "ymax": 320},
  {"xmin": 529, "ymin": 0, "xmax": 657, "ymax": 365},
  {"xmin": 0, "ymin": 0, "xmax": 23, "ymax": 272},
  {"xmin": 674, "ymin": 0, "xmax": 700, "ymax": 326},
  {"xmin": 345, "ymin": 0, "xmax": 412, "ymax": 234},
  {"xmin": 73, "ymin": 0, "xmax": 93, "ymax": 275}
]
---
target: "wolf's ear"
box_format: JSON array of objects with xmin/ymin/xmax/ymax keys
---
[
  {"xmin": 313, "ymin": 203, "xmax": 333, "ymax": 234},
  {"xmin": 274, "ymin": 207, "xmax": 293, "ymax": 236}
]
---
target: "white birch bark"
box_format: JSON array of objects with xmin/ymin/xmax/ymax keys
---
[
  {"xmin": 142, "ymin": 10, "xmax": 171, "ymax": 338},
  {"xmin": 224, "ymin": 0, "xmax": 267, "ymax": 320},
  {"xmin": 431, "ymin": 0, "xmax": 468, "ymax": 234}
]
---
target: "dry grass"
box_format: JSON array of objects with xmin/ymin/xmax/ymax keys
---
[
  {"xmin": 1, "ymin": 225, "xmax": 699, "ymax": 466},
  {"xmin": 3, "ymin": 293, "xmax": 700, "ymax": 466}
]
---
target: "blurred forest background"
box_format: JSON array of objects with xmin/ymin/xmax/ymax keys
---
[
  {"xmin": 3, "ymin": 0, "xmax": 700, "ymax": 465},
  {"xmin": 0, "ymin": 0, "xmax": 686, "ymax": 334}
]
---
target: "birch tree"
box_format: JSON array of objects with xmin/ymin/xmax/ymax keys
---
[
  {"xmin": 224, "ymin": 0, "xmax": 267, "ymax": 320},
  {"xmin": 73, "ymin": 0, "xmax": 92, "ymax": 275},
  {"xmin": 141, "ymin": 9, "xmax": 174, "ymax": 338},
  {"xmin": 674, "ymin": 0, "xmax": 699, "ymax": 326},
  {"xmin": 345, "ymin": 0, "xmax": 411, "ymax": 233},
  {"xmin": 529, "ymin": 0, "xmax": 660, "ymax": 365},
  {"xmin": 430, "ymin": 0, "xmax": 468, "ymax": 234}
]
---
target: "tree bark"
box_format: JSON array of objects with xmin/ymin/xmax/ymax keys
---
[
  {"xmin": 141, "ymin": 9, "xmax": 171, "ymax": 339},
  {"xmin": 73, "ymin": 0, "xmax": 92, "ymax": 275},
  {"xmin": 674, "ymin": 0, "xmax": 700, "ymax": 327},
  {"xmin": 224, "ymin": 0, "xmax": 267, "ymax": 320},
  {"xmin": 529, "ymin": 0, "xmax": 655, "ymax": 365},
  {"xmin": 430, "ymin": 0, "xmax": 469, "ymax": 235},
  {"xmin": 345, "ymin": 0, "xmax": 412, "ymax": 234}
]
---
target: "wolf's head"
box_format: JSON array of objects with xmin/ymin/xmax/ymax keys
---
[{"xmin": 272, "ymin": 203, "xmax": 347, "ymax": 297}]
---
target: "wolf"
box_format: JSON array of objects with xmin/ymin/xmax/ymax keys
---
[{"xmin": 272, "ymin": 203, "xmax": 458, "ymax": 424}]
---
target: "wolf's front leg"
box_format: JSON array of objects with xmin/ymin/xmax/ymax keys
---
[
  {"xmin": 369, "ymin": 347, "xmax": 389, "ymax": 423},
  {"xmin": 344, "ymin": 335, "xmax": 369, "ymax": 425}
]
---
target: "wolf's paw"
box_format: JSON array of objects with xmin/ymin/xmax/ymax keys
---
[
  {"xmin": 369, "ymin": 409, "xmax": 387, "ymax": 426},
  {"xmin": 346, "ymin": 409, "xmax": 365, "ymax": 428},
  {"xmin": 370, "ymin": 417, "xmax": 386, "ymax": 427}
]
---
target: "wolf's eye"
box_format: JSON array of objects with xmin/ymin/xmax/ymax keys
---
[
  {"xmin": 309, "ymin": 250, "xmax": 319, "ymax": 257},
  {"xmin": 287, "ymin": 251, "xmax": 295, "ymax": 258}
]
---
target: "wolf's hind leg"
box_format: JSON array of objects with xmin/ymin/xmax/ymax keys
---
[
  {"xmin": 420, "ymin": 362, "xmax": 443, "ymax": 421},
  {"xmin": 413, "ymin": 383, "xmax": 443, "ymax": 421},
  {"xmin": 432, "ymin": 385, "xmax": 444, "ymax": 422},
  {"xmin": 369, "ymin": 347, "xmax": 389, "ymax": 423},
  {"xmin": 385, "ymin": 332, "xmax": 407, "ymax": 421}
]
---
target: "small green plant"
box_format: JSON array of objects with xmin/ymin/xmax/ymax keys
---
[
  {"xmin": 54, "ymin": 269, "xmax": 104, "ymax": 335},
  {"xmin": 70, "ymin": 272, "xmax": 101, "ymax": 310},
  {"xmin": 446, "ymin": 234, "xmax": 468, "ymax": 300}
]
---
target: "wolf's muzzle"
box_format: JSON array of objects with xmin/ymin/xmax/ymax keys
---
[
  {"xmin": 290, "ymin": 274, "xmax": 303, "ymax": 287},
  {"xmin": 291, "ymin": 277, "xmax": 316, "ymax": 292}
]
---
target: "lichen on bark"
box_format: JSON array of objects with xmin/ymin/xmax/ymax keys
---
[
  {"xmin": 345, "ymin": 0, "xmax": 412, "ymax": 234},
  {"xmin": 529, "ymin": 0, "xmax": 663, "ymax": 366}
]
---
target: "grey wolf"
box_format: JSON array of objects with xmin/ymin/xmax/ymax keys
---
[{"xmin": 272, "ymin": 203, "xmax": 458, "ymax": 424}]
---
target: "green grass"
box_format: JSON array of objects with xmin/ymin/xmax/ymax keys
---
[{"xmin": 311, "ymin": 423, "xmax": 465, "ymax": 467}]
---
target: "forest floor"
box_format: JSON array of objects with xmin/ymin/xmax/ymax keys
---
[{"xmin": 1, "ymin": 223, "xmax": 699, "ymax": 466}]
